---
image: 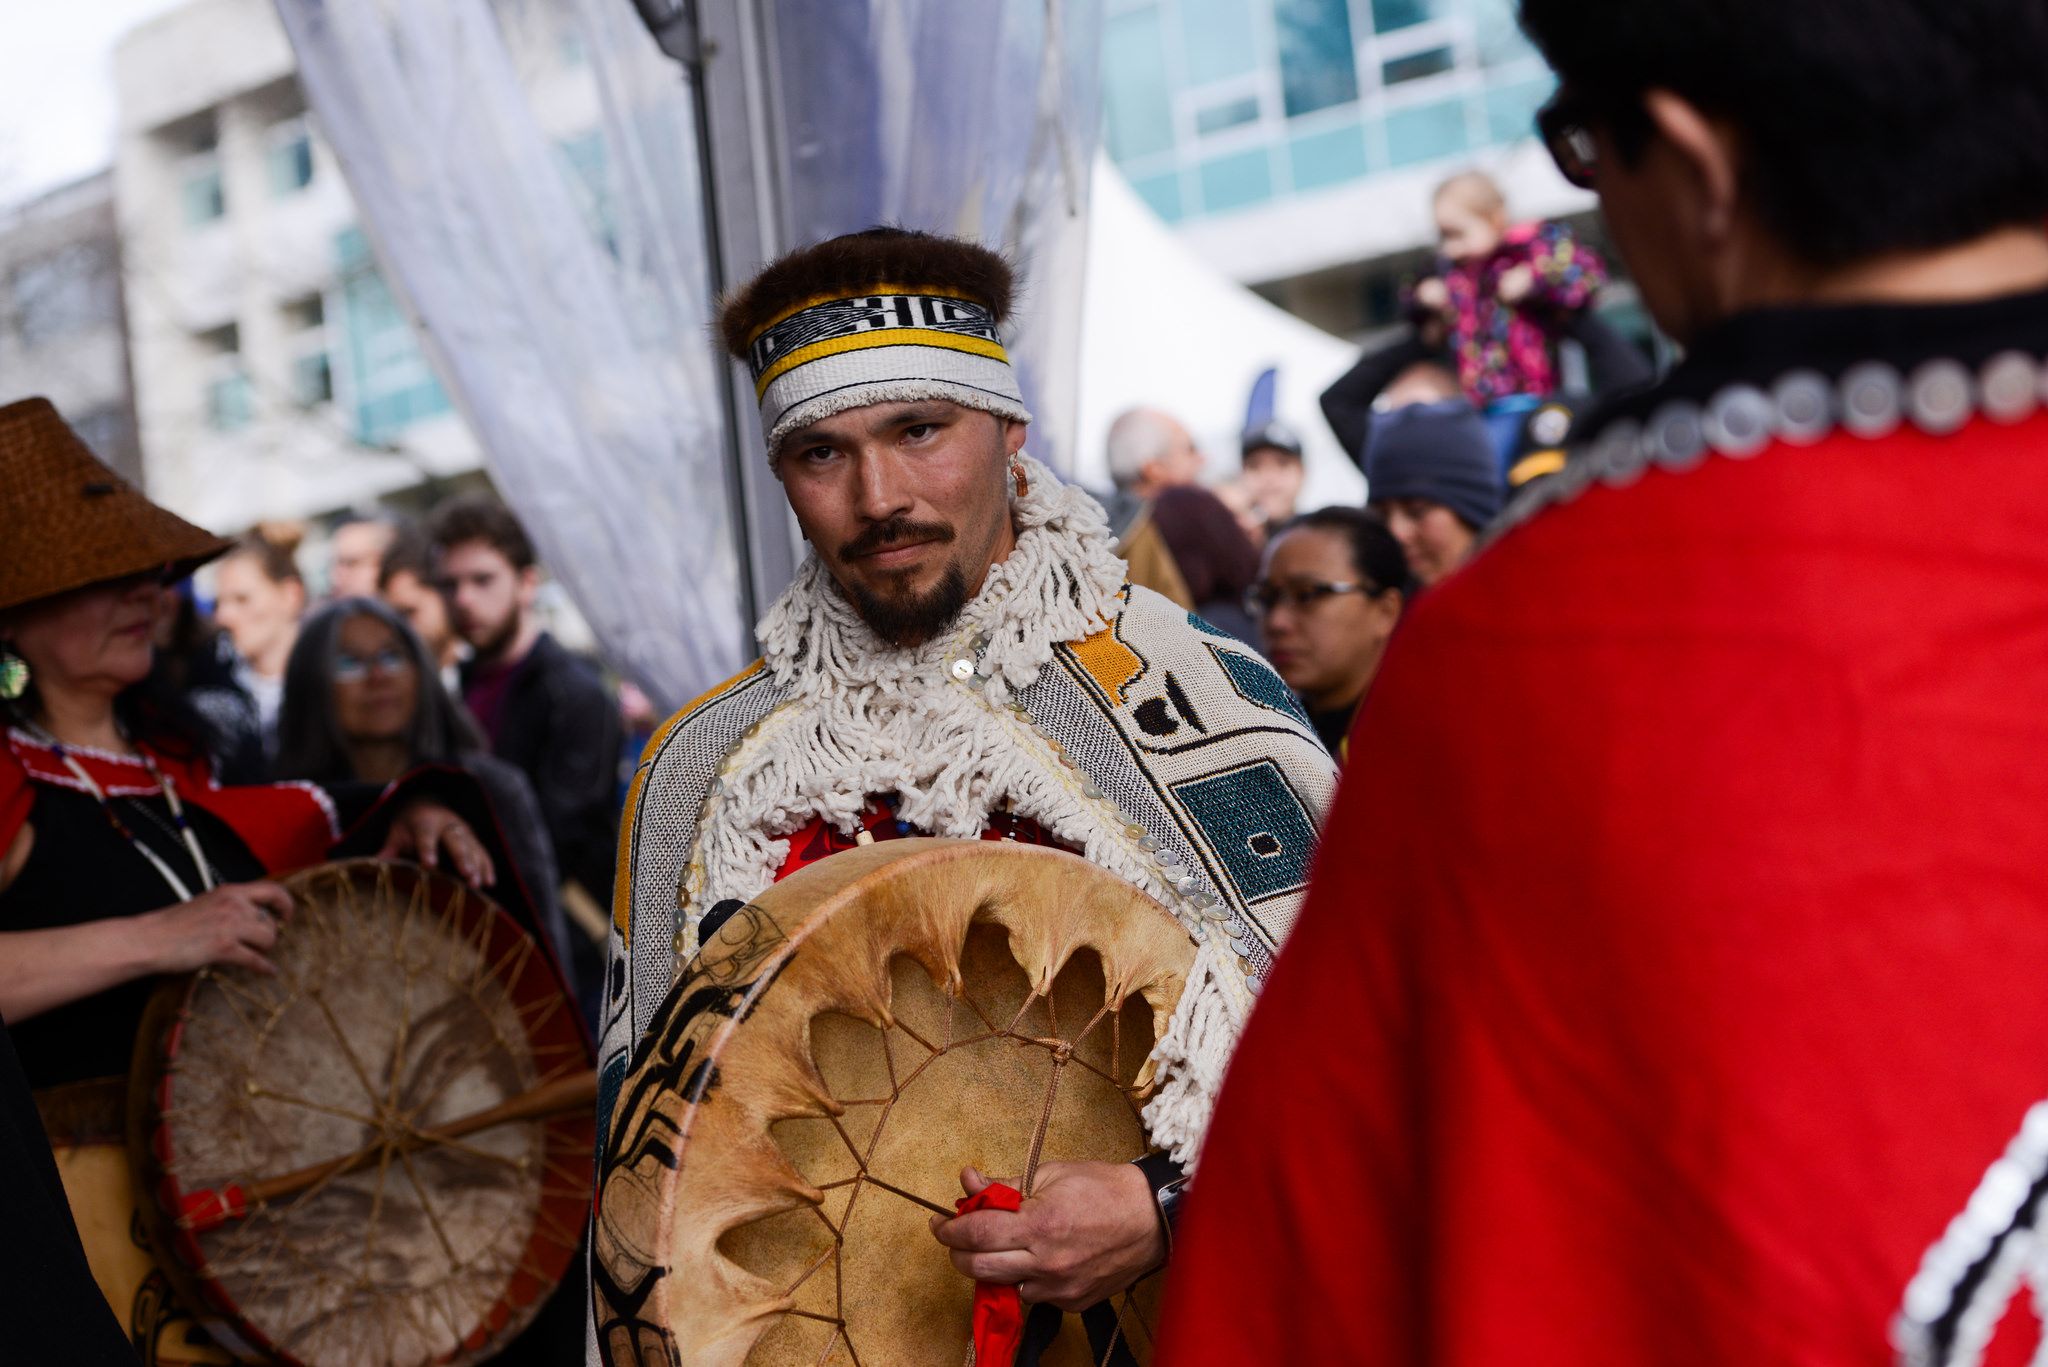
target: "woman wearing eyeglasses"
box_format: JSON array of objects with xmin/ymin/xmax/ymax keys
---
[
  {"xmin": 1246, "ymin": 508, "xmax": 1414, "ymax": 761},
  {"xmin": 275, "ymin": 597, "xmax": 572, "ymax": 980}
]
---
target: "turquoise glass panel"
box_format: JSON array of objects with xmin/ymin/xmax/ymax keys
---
[
  {"xmin": 1384, "ymin": 96, "xmax": 1473, "ymax": 166},
  {"xmin": 1180, "ymin": 0, "xmax": 1260, "ymax": 84},
  {"xmin": 1371, "ymin": 0, "xmax": 1444, "ymax": 31},
  {"xmin": 1129, "ymin": 170, "xmax": 1185, "ymax": 222},
  {"xmin": 1196, "ymin": 95, "xmax": 1261, "ymax": 135},
  {"xmin": 1275, "ymin": 0, "xmax": 1360, "ymax": 117},
  {"xmin": 1198, "ymin": 147, "xmax": 1275, "ymax": 212},
  {"xmin": 1103, "ymin": 8, "xmax": 1176, "ymax": 162},
  {"xmin": 1288, "ymin": 122, "xmax": 1369, "ymax": 190},
  {"xmin": 1484, "ymin": 75, "xmax": 1556, "ymax": 145},
  {"xmin": 181, "ymin": 168, "xmax": 225, "ymax": 226},
  {"xmin": 337, "ymin": 229, "xmax": 451, "ymax": 446}
]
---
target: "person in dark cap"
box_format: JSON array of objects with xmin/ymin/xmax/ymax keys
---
[
  {"xmin": 1237, "ymin": 419, "xmax": 1307, "ymax": 538},
  {"xmin": 1362, "ymin": 398, "xmax": 1505, "ymax": 585}
]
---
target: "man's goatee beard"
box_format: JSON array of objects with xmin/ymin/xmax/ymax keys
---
[{"xmin": 849, "ymin": 562, "xmax": 971, "ymax": 648}]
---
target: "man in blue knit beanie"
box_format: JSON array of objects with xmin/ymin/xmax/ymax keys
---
[{"xmin": 1362, "ymin": 397, "xmax": 1505, "ymax": 584}]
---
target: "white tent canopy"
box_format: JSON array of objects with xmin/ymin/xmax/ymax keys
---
[{"xmin": 1075, "ymin": 157, "xmax": 1367, "ymax": 511}]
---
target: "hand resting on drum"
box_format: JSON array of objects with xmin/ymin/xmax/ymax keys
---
[
  {"xmin": 377, "ymin": 800, "xmax": 495, "ymax": 889},
  {"xmin": 929, "ymin": 1161, "xmax": 1166, "ymax": 1312},
  {"xmin": 0, "ymin": 880, "xmax": 293, "ymax": 1023}
]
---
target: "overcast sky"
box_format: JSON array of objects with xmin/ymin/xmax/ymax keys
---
[{"xmin": 0, "ymin": 0, "xmax": 189, "ymax": 208}]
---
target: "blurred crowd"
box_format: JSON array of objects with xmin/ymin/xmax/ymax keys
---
[{"xmin": 148, "ymin": 494, "xmax": 627, "ymax": 1028}]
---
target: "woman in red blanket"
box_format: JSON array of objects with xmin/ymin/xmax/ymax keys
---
[{"xmin": 1158, "ymin": 1, "xmax": 2048, "ymax": 1363}]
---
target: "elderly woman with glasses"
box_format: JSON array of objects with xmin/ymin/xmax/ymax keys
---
[
  {"xmin": 1245, "ymin": 507, "xmax": 1414, "ymax": 762},
  {"xmin": 0, "ymin": 402, "xmax": 557, "ymax": 1094}
]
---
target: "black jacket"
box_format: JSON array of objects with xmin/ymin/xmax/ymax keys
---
[
  {"xmin": 1320, "ymin": 313, "xmax": 1654, "ymax": 469},
  {"xmin": 463, "ymin": 632, "xmax": 621, "ymax": 908}
]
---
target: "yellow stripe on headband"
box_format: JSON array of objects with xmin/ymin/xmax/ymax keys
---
[
  {"xmin": 753, "ymin": 328, "xmax": 1012, "ymax": 399},
  {"xmin": 747, "ymin": 284, "xmax": 986, "ymax": 346}
]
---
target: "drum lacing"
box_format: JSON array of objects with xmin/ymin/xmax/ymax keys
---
[{"xmin": 779, "ymin": 963, "xmax": 1162, "ymax": 1363}]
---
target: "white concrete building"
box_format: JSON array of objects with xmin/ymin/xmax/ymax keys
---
[
  {"xmin": 0, "ymin": 172, "xmax": 143, "ymax": 483},
  {"xmin": 110, "ymin": 0, "xmax": 604, "ymax": 539}
]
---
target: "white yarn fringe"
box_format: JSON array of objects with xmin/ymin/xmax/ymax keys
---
[
  {"xmin": 1142, "ymin": 938, "xmax": 1247, "ymax": 1169},
  {"xmin": 690, "ymin": 453, "xmax": 1242, "ymax": 1161}
]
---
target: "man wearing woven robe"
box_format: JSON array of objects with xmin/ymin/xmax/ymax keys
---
[
  {"xmin": 588, "ymin": 228, "xmax": 1336, "ymax": 1362},
  {"xmin": 1156, "ymin": 1, "xmax": 2048, "ymax": 1363}
]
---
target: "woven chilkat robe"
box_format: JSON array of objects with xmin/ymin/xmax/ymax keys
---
[{"xmin": 595, "ymin": 456, "xmax": 1336, "ymax": 1181}]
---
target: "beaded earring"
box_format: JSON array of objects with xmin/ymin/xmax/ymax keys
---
[
  {"xmin": 1008, "ymin": 460, "xmax": 1029, "ymax": 501},
  {"xmin": 0, "ymin": 649, "xmax": 27, "ymax": 702}
]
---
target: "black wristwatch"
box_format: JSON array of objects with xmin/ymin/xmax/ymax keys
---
[{"xmin": 1132, "ymin": 1151, "xmax": 1189, "ymax": 1259}]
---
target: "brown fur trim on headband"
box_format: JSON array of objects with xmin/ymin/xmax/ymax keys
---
[{"xmin": 717, "ymin": 226, "xmax": 1018, "ymax": 358}]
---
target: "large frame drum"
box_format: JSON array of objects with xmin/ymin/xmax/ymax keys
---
[
  {"xmin": 125, "ymin": 860, "xmax": 595, "ymax": 1366},
  {"xmin": 593, "ymin": 838, "xmax": 1198, "ymax": 1366}
]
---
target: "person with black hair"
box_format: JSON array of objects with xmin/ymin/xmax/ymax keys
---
[
  {"xmin": 1245, "ymin": 508, "xmax": 1411, "ymax": 762},
  {"xmin": 1160, "ymin": 2, "xmax": 2048, "ymax": 1362},
  {"xmin": 377, "ymin": 523, "xmax": 463, "ymax": 687},
  {"xmin": 275, "ymin": 597, "xmax": 572, "ymax": 977}
]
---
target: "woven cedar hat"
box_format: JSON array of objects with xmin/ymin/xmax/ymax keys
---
[{"xmin": 0, "ymin": 397, "xmax": 231, "ymax": 613}]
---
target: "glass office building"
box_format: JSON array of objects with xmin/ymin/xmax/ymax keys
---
[
  {"xmin": 1098, "ymin": 0, "xmax": 1599, "ymax": 336},
  {"xmin": 1104, "ymin": 0, "xmax": 1554, "ymax": 225}
]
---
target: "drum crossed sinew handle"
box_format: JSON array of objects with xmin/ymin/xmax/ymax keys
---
[
  {"xmin": 174, "ymin": 1067, "xmax": 599, "ymax": 1233},
  {"xmin": 128, "ymin": 858, "xmax": 594, "ymax": 1367},
  {"xmin": 592, "ymin": 836, "xmax": 1198, "ymax": 1367}
]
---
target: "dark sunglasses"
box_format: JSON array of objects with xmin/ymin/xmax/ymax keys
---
[{"xmin": 1536, "ymin": 91, "xmax": 1604, "ymax": 191}]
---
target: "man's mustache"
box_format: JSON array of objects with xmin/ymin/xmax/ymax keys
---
[{"xmin": 842, "ymin": 518, "xmax": 954, "ymax": 561}]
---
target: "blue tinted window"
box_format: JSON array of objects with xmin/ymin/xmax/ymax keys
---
[
  {"xmin": 1385, "ymin": 96, "xmax": 1473, "ymax": 166},
  {"xmin": 1129, "ymin": 170, "xmax": 1186, "ymax": 222},
  {"xmin": 1275, "ymin": 0, "xmax": 1359, "ymax": 118},
  {"xmin": 336, "ymin": 231, "xmax": 451, "ymax": 445},
  {"xmin": 1288, "ymin": 122, "xmax": 1370, "ymax": 190},
  {"xmin": 1180, "ymin": 0, "xmax": 1260, "ymax": 84},
  {"xmin": 1198, "ymin": 147, "xmax": 1275, "ymax": 212},
  {"xmin": 182, "ymin": 165, "xmax": 225, "ymax": 227},
  {"xmin": 1383, "ymin": 46, "xmax": 1456, "ymax": 85},
  {"xmin": 1196, "ymin": 95, "xmax": 1261, "ymax": 135},
  {"xmin": 1371, "ymin": 0, "xmax": 1443, "ymax": 31},
  {"xmin": 268, "ymin": 131, "xmax": 313, "ymax": 197},
  {"xmin": 292, "ymin": 352, "xmax": 333, "ymax": 407},
  {"xmin": 1104, "ymin": 9, "xmax": 1176, "ymax": 162},
  {"xmin": 1470, "ymin": 0, "xmax": 1537, "ymax": 64},
  {"xmin": 206, "ymin": 373, "xmax": 252, "ymax": 431},
  {"xmin": 1484, "ymin": 76, "xmax": 1555, "ymax": 145}
]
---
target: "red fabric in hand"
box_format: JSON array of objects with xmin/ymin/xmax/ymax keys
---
[{"xmin": 955, "ymin": 1182, "xmax": 1026, "ymax": 1366}]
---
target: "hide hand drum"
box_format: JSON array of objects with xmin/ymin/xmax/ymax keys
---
[
  {"xmin": 128, "ymin": 859, "xmax": 594, "ymax": 1366},
  {"xmin": 593, "ymin": 838, "xmax": 1198, "ymax": 1366}
]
